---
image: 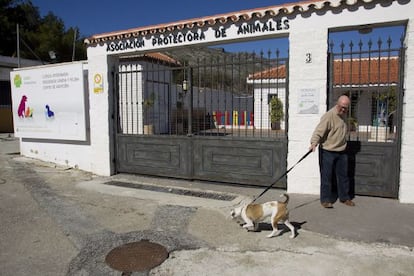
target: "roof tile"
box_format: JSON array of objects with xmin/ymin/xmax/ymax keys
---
[
  {"xmin": 248, "ymin": 57, "xmax": 399, "ymax": 85},
  {"xmin": 86, "ymin": 0, "xmax": 381, "ymax": 45}
]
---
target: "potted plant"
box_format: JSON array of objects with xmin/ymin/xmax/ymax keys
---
[
  {"xmin": 143, "ymin": 92, "xmax": 155, "ymax": 134},
  {"xmin": 269, "ymin": 96, "xmax": 284, "ymax": 130},
  {"xmin": 347, "ymin": 117, "xmax": 358, "ymax": 131}
]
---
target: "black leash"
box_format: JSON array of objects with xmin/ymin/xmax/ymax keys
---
[{"xmin": 250, "ymin": 149, "xmax": 312, "ymax": 204}]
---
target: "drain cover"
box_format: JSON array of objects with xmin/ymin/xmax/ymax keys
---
[
  {"xmin": 105, "ymin": 240, "xmax": 168, "ymax": 272},
  {"xmin": 105, "ymin": 181, "xmax": 237, "ymax": 201}
]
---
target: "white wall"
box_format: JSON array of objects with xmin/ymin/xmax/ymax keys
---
[
  {"xmin": 118, "ymin": 62, "xmax": 144, "ymax": 134},
  {"xmin": 253, "ymin": 85, "xmax": 286, "ymax": 129},
  {"xmin": 287, "ymin": 28, "xmax": 328, "ymax": 195},
  {"xmin": 18, "ymin": 62, "xmax": 93, "ymax": 172},
  {"xmin": 20, "ymin": 141, "xmax": 92, "ymax": 171},
  {"xmin": 86, "ymin": 46, "xmax": 116, "ymax": 175},
  {"xmin": 399, "ymin": 18, "xmax": 414, "ymax": 203},
  {"xmin": 286, "ymin": 0, "xmax": 414, "ymax": 203},
  {"xmin": 20, "ymin": 47, "xmax": 116, "ymax": 176}
]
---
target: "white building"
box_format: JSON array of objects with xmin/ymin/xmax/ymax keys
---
[{"xmin": 12, "ymin": 0, "xmax": 414, "ymax": 203}]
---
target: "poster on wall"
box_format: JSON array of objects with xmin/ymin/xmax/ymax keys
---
[
  {"xmin": 10, "ymin": 62, "xmax": 87, "ymax": 141},
  {"xmin": 298, "ymin": 88, "xmax": 319, "ymax": 114},
  {"xmin": 93, "ymin": 73, "xmax": 103, "ymax": 93}
]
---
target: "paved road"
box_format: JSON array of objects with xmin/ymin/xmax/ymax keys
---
[{"xmin": 1, "ymin": 134, "xmax": 413, "ymax": 275}]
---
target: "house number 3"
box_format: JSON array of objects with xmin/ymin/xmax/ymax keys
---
[{"xmin": 306, "ymin": 53, "xmax": 312, "ymax": 63}]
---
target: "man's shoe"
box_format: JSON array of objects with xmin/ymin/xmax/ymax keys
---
[
  {"xmin": 341, "ymin": 200, "xmax": 355, "ymax": 206},
  {"xmin": 321, "ymin": 202, "xmax": 333, "ymax": 208}
]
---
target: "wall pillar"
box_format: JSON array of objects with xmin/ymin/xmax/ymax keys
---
[
  {"xmin": 87, "ymin": 46, "xmax": 117, "ymax": 176},
  {"xmin": 399, "ymin": 18, "xmax": 414, "ymax": 203},
  {"xmin": 287, "ymin": 28, "xmax": 329, "ymax": 196}
]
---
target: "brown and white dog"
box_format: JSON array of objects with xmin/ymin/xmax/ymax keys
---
[{"xmin": 230, "ymin": 193, "xmax": 296, "ymax": 238}]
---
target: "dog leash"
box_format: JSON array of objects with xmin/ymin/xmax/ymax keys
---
[{"xmin": 250, "ymin": 149, "xmax": 312, "ymax": 204}]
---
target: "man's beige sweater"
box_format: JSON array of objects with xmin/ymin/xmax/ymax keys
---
[{"xmin": 310, "ymin": 106, "xmax": 348, "ymax": 152}]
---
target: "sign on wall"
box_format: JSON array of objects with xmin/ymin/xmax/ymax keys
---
[
  {"xmin": 298, "ymin": 88, "xmax": 319, "ymax": 114},
  {"xmin": 104, "ymin": 18, "xmax": 290, "ymax": 54},
  {"xmin": 93, "ymin": 73, "xmax": 103, "ymax": 94},
  {"xmin": 10, "ymin": 62, "xmax": 88, "ymax": 141}
]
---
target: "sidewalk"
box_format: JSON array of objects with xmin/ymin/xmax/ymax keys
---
[
  {"xmin": 108, "ymin": 172, "xmax": 414, "ymax": 248},
  {"xmin": 1, "ymin": 133, "xmax": 413, "ymax": 275}
]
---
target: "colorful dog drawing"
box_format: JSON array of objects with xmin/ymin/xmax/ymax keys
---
[
  {"xmin": 45, "ymin": 105, "xmax": 54, "ymax": 118},
  {"xmin": 18, "ymin": 95, "xmax": 27, "ymax": 118}
]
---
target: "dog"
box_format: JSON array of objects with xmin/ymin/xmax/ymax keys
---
[{"xmin": 230, "ymin": 193, "xmax": 296, "ymax": 238}]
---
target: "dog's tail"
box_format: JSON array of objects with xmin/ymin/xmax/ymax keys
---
[{"xmin": 280, "ymin": 193, "xmax": 289, "ymax": 204}]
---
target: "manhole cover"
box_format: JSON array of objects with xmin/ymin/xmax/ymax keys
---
[{"xmin": 105, "ymin": 240, "xmax": 168, "ymax": 272}]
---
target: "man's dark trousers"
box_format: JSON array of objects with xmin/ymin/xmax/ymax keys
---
[{"xmin": 319, "ymin": 147, "xmax": 351, "ymax": 203}]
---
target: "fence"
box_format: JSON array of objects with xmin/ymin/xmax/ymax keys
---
[
  {"xmin": 328, "ymin": 36, "xmax": 405, "ymax": 143},
  {"xmin": 116, "ymin": 49, "xmax": 288, "ymax": 138}
]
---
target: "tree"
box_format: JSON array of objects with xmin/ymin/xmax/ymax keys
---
[
  {"xmin": 0, "ymin": 0, "xmax": 38, "ymax": 56},
  {"xmin": 0, "ymin": 0, "xmax": 86, "ymax": 62}
]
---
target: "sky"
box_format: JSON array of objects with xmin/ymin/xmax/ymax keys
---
[
  {"xmin": 30, "ymin": 0, "xmax": 296, "ymax": 56},
  {"xmin": 30, "ymin": 0, "xmax": 294, "ymax": 37},
  {"xmin": 30, "ymin": 0, "xmax": 405, "ymax": 55}
]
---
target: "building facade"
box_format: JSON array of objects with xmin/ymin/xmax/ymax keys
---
[{"xmin": 15, "ymin": 0, "xmax": 414, "ymax": 203}]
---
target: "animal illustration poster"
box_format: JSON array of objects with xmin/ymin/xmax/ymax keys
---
[{"xmin": 10, "ymin": 62, "xmax": 87, "ymax": 140}]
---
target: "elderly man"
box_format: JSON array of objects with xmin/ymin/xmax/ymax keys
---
[{"xmin": 309, "ymin": 95, "xmax": 355, "ymax": 208}]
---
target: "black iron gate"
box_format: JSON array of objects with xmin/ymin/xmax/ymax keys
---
[
  {"xmin": 114, "ymin": 49, "xmax": 289, "ymax": 188},
  {"xmin": 328, "ymin": 35, "xmax": 405, "ymax": 198}
]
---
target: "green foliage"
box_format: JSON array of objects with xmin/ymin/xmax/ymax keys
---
[
  {"xmin": 269, "ymin": 96, "xmax": 284, "ymax": 123},
  {"xmin": 0, "ymin": 0, "xmax": 86, "ymax": 62},
  {"xmin": 376, "ymin": 87, "xmax": 397, "ymax": 114},
  {"xmin": 347, "ymin": 117, "xmax": 357, "ymax": 131},
  {"xmin": 143, "ymin": 92, "xmax": 156, "ymax": 109},
  {"xmin": 165, "ymin": 47, "xmax": 272, "ymax": 96}
]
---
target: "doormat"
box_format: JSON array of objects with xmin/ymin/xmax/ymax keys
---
[{"xmin": 104, "ymin": 181, "xmax": 237, "ymax": 201}]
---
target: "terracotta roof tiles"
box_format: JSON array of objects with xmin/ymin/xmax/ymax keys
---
[
  {"xmin": 248, "ymin": 66, "xmax": 287, "ymax": 80},
  {"xmin": 85, "ymin": 0, "xmax": 380, "ymax": 45},
  {"xmin": 248, "ymin": 57, "xmax": 399, "ymax": 85},
  {"xmin": 333, "ymin": 57, "xmax": 399, "ymax": 85},
  {"xmin": 120, "ymin": 52, "xmax": 181, "ymax": 66}
]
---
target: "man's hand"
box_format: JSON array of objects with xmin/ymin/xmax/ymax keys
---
[{"xmin": 309, "ymin": 144, "xmax": 317, "ymax": 152}]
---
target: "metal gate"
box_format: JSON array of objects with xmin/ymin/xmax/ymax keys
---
[
  {"xmin": 328, "ymin": 35, "xmax": 405, "ymax": 198},
  {"xmin": 114, "ymin": 49, "xmax": 289, "ymax": 188}
]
